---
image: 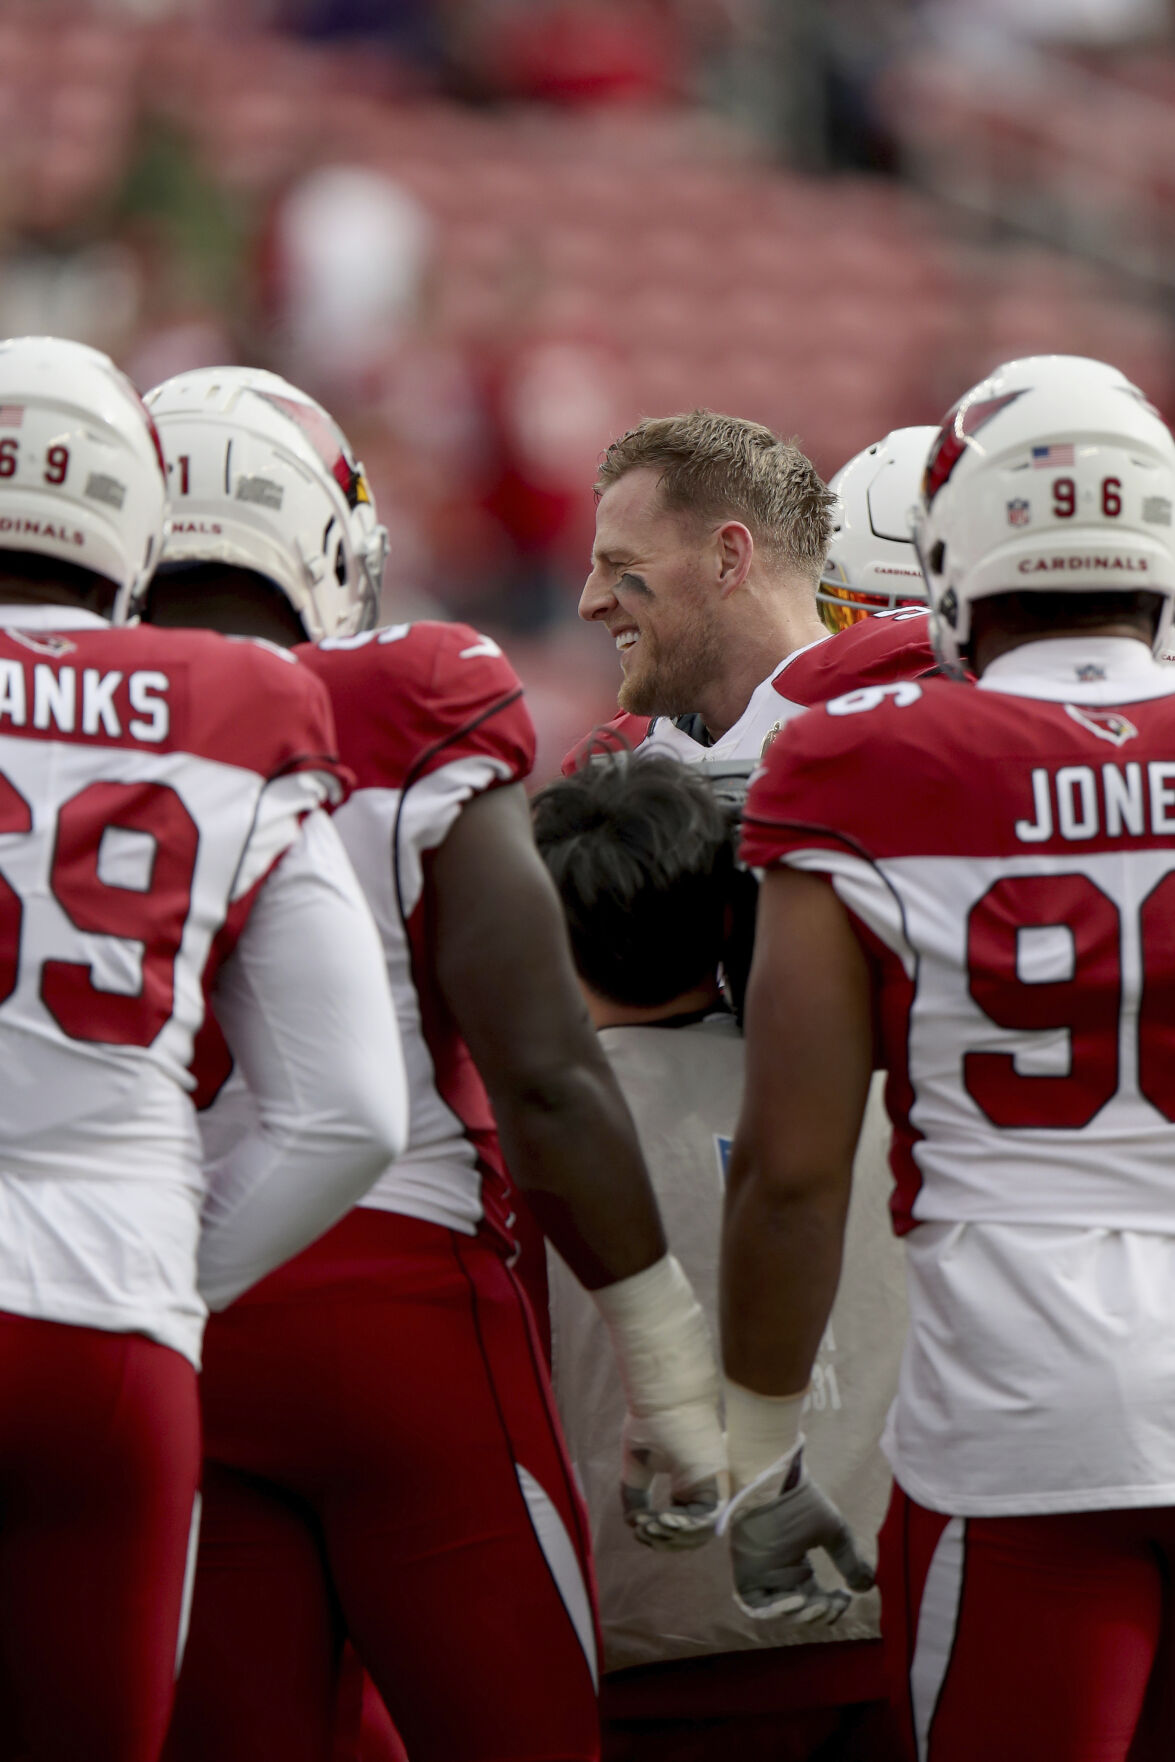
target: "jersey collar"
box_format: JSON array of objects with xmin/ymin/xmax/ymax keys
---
[
  {"xmin": 978, "ymin": 635, "xmax": 1168, "ymax": 703},
  {"xmin": 706, "ymin": 636, "xmax": 833, "ymax": 753},
  {"xmin": 644, "ymin": 633, "xmax": 832, "ymax": 759},
  {"xmin": 0, "ymin": 604, "xmax": 110, "ymax": 631},
  {"xmin": 769, "ymin": 631, "xmax": 831, "ymax": 683}
]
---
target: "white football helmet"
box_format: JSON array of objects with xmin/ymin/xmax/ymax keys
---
[
  {"xmin": 0, "ymin": 335, "xmax": 167, "ymax": 599},
  {"xmin": 914, "ymin": 354, "xmax": 1175, "ymax": 669},
  {"xmin": 135, "ymin": 366, "xmax": 388, "ymax": 639},
  {"xmin": 818, "ymin": 426, "xmax": 936, "ymax": 631}
]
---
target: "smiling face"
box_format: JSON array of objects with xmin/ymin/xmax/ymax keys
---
[{"xmin": 579, "ymin": 467, "xmax": 725, "ymax": 718}]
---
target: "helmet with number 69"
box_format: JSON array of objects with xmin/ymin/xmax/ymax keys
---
[
  {"xmin": 913, "ymin": 354, "xmax": 1175, "ymax": 669},
  {"xmin": 0, "ymin": 335, "xmax": 167, "ymax": 600},
  {"xmin": 818, "ymin": 426, "xmax": 936, "ymax": 631},
  {"xmin": 134, "ymin": 366, "xmax": 388, "ymax": 640}
]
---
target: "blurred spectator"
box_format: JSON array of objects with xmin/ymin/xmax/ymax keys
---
[
  {"xmin": 821, "ymin": 0, "xmax": 918, "ymax": 171},
  {"xmin": 267, "ymin": 165, "xmax": 432, "ymax": 397},
  {"xmin": 922, "ymin": 0, "xmax": 1170, "ymax": 46},
  {"xmin": 276, "ymin": 0, "xmax": 442, "ymax": 59},
  {"xmin": 479, "ymin": 337, "xmax": 624, "ymax": 630},
  {"xmin": 465, "ymin": 0, "xmax": 685, "ymax": 105}
]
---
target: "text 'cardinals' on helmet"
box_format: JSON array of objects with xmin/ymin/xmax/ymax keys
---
[
  {"xmin": 0, "ymin": 335, "xmax": 167, "ymax": 600},
  {"xmin": 913, "ymin": 354, "xmax": 1175, "ymax": 670},
  {"xmin": 134, "ymin": 366, "xmax": 389, "ymax": 640},
  {"xmin": 819, "ymin": 426, "xmax": 936, "ymax": 633}
]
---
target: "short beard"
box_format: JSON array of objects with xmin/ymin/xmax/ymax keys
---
[{"xmin": 618, "ymin": 605, "xmax": 726, "ymax": 720}]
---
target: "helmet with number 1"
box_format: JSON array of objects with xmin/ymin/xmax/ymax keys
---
[
  {"xmin": 0, "ymin": 335, "xmax": 167, "ymax": 599},
  {"xmin": 914, "ymin": 354, "xmax": 1175, "ymax": 669},
  {"xmin": 136, "ymin": 366, "xmax": 388, "ymax": 640},
  {"xmin": 818, "ymin": 426, "xmax": 936, "ymax": 632}
]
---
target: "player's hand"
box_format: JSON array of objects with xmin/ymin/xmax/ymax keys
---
[
  {"xmin": 619, "ymin": 1402, "xmax": 727, "ymax": 1550},
  {"xmin": 721, "ymin": 1446, "xmax": 874, "ymax": 1622},
  {"xmin": 591, "ymin": 1254, "xmax": 728, "ymax": 1551}
]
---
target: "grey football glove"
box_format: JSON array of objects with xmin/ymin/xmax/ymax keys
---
[
  {"xmin": 618, "ymin": 1405, "xmax": 725, "ymax": 1550},
  {"xmin": 723, "ymin": 1446, "xmax": 874, "ymax": 1623}
]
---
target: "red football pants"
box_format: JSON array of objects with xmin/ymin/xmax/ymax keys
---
[
  {"xmin": 166, "ymin": 1210, "xmax": 600, "ymax": 1762},
  {"xmin": 878, "ymin": 1481, "xmax": 1175, "ymax": 1762},
  {"xmin": 0, "ymin": 1312, "xmax": 200, "ymax": 1762},
  {"xmin": 332, "ymin": 1644, "xmax": 407, "ymax": 1762}
]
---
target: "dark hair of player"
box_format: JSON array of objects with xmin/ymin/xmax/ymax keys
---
[
  {"xmin": 533, "ymin": 754, "xmax": 737, "ymax": 1009},
  {"xmin": 973, "ymin": 588, "xmax": 1163, "ymax": 648},
  {"xmin": 0, "ymin": 550, "xmax": 119, "ymax": 616},
  {"xmin": 143, "ymin": 562, "xmax": 309, "ymax": 647}
]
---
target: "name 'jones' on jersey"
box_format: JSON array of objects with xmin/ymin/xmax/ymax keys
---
[{"xmin": 1016, "ymin": 745, "xmax": 1175, "ymax": 844}]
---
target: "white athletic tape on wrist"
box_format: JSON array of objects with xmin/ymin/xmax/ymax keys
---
[
  {"xmin": 591, "ymin": 1254, "xmax": 720, "ymax": 1416},
  {"xmin": 717, "ymin": 1444, "xmax": 806, "ymax": 1534},
  {"xmin": 724, "ymin": 1379, "xmax": 807, "ymax": 1507}
]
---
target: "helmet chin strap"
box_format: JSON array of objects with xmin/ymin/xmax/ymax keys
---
[
  {"xmin": 117, "ymin": 568, "xmax": 151, "ymax": 627},
  {"xmin": 296, "ymin": 540, "xmax": 334, "ymax": 642},
  {"xmin": 293, "ymin": 524, "xmax": 385, "ymax": 640},
  {"xmin": 356, "ymin": 525, "xmax": 389, "ymax": 632},
  {"xmin": 910, "ymin": 520, "xmax": 971, "ymax": 679},
  {"xmin": 908, "ymin": 518, "xmax": 933, "ymax": 606}
]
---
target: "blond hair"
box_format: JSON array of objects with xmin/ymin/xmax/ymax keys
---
[{"xmin": 595, "ymin": 410, "xmax": 835, "ymax": 579}]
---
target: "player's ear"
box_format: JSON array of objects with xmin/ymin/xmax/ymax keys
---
[{"xmin": 715, "ymin": 521, "xmax": 753, "ymax": 598}]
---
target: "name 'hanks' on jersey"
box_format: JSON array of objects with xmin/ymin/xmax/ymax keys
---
[{"xmin": 0, "ymin": 659, "xmax": 169, "ymax": 743}]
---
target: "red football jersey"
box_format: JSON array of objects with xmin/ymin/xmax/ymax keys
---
[
  {"xmin": 741, "ymin": 635, "xmax": 1175, "ymax": 1516},
  {"xmin": 563, "ymin": 609, "xmax": 941, "ymax": 772},
  {"xmin": 297, "ymin": 621, "xmax": 536, "ymax": 1246}
]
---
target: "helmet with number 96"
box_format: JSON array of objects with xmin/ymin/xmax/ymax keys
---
[
  {"xmin": 913, "ymin": 354, "xmax": 1175, "ymax": 669},
  {"xmin": 134, "ymin": 366, "xmax": 388, "ymax": 640},
  {"xmin": 0, "ymin": 334, "xmax": 167, "ymax": 601},
  {"xmin": 818, "ymin": 426, "xmax": 936, "ymax": 632}
]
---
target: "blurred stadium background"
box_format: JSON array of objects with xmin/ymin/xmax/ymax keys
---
[{"xmin": 5, "ymin": 0, "xmax": 1172, "ymax": 777}]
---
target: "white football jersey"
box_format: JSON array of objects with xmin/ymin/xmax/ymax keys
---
[
  {"xmin": 744, "ymin": 636, "xmax": 1175, "ymax": 1516},
  {"xmin": 0, "ymin": 604, "xmax": 401, "ymax": 1365}
]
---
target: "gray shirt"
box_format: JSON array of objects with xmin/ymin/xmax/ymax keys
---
[{"xmin": 548, "ymin": 1014, "xmax": 906, "ymax": 1670}]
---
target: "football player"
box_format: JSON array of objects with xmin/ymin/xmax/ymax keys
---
[
  {"xmin": 0, "ymin": 336, "xmax": 407, "ymax": 1762},
  {"xmin": 817, "ymin": 425, "xmax": 939, "ymax": 631},
  {"xmin": 567, "ymin": 415, "xmax": 934, "ymax": 1749},
  {"xmin": 140, "ymin": 366, "xmax": 726, "ymax": 1762},
  {"xmin": 565, "ymin": 411, "xmax": 940, "ymax": 772},
  {"xmin": 725, "ymin": 355, "xmax": 1175, "ymax": 1760}
]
